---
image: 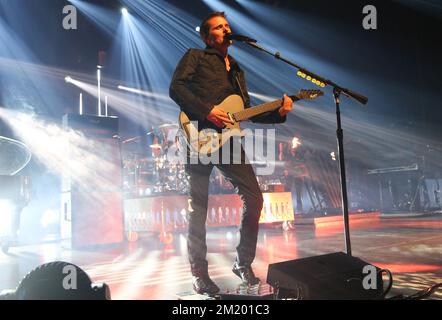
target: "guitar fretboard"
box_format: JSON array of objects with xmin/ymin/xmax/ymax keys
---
[{"xmin": 234, "ymin": 96, "xmax": 298, "ymax": 121}]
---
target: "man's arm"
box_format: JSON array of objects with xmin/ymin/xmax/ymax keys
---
[{"xmin": 169, "ymin": 49, "xmax": 213, "ymax": 122}]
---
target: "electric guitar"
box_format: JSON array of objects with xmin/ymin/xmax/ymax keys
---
[{"xmin": 179, "ymin": 89, "xmax": 323, "ymax": 154}]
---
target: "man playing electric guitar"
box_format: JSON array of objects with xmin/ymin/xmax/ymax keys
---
[{"xmin": 169, "ymin": 11, "xmax": 293, "ymax": 295}]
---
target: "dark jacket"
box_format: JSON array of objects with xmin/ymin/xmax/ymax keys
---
[{"xmin": 169, "ymin": 47, "xmax": 286, "ymax": 126}]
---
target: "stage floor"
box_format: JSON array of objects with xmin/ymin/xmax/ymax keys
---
[{"xmin": 1, "ymin": 212, "xmax": 442, "ymax": 300}]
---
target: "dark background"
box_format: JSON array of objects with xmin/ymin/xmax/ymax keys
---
[{"xmin": 1, "ymin": 0, "xmax": 440, "ymax": 123}]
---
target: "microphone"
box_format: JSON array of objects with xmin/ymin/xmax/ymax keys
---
[{"xmin": 225, "ymin": 33, "xmax": 257, "ymax": 43}]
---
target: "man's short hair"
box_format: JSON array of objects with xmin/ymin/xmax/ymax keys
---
[{"xmin": 199, "ymin": 11, "xmax": 227, "ymax": 42}]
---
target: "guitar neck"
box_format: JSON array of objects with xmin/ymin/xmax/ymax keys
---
[{"xmin": 234, "ymin": 96, "xmax": 299, "ymax": 121}]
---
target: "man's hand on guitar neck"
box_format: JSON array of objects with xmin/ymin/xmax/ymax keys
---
[
  {"xmin": 279, "ymin": 94, "xmax": 294, "ymax": 117},
  {"xmin": 206, "ymin": 106, "xmax": 234, "ymax": 128}
]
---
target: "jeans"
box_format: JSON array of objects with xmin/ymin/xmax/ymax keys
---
[{"xmin": 185, "ymin": 144, "xmax": 263, "ymax": 276}]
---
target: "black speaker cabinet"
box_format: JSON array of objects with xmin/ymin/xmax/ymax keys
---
[
  {"xmin": 61, "ymin": 191, "xmax": 124, "ymax": 249},
  {"xmin": 62, "ymin": 114, "xmax": 119, "ymax": 138},
  {"xmin": 267, "ymin": 252, "xmax": 384, "ymax": 300},
  {"xmin": 60, "ymin": 114, "xmax": 123, "ymax": 248},
  {"xmin": 61, "ymin": 114, "xmax": 122, "ymax": 192}
]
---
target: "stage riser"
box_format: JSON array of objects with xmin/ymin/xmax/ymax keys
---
[{"xmin": 123, "ymin": 192, "xmax": 294, "ymax": 233}]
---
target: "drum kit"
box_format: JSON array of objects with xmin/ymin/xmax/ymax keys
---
[
  {"xmin": 122, "ymin": 124, "xmax": 189, "ymax": 197},
  {"xmin": 123, "ymin": 123, "xmax": 293, "ymax": 197}
]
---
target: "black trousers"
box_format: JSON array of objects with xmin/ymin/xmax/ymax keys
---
[{"xmin": 185, "ymin": 144, "xmax": 263, "ymax": 276}]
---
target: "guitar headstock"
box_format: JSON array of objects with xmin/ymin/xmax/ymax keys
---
[{"xmin": 292, "ymin": 89, "xmax": 324, "ymax": 101}]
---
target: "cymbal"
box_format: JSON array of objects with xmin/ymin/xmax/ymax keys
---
[
  {"xmin": 146, "ymin": 123, "xmax": 179, "ymax": 135},
  {"xmin": 122, "ymin": 136, "xmax": 142, "ymax": 144},
  {"xmin": 158, "ymin": 123, "xmax": 178, "ymax": 130}
]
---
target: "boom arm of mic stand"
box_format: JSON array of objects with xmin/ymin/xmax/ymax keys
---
[{"xmin": 244, "ymin": 41, "xmax": 368, "ymax": 105}]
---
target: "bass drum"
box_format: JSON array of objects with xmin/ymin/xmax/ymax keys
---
[{"xmin": 138, "ymin": 158, "xmax": 158, "ymax": 185}]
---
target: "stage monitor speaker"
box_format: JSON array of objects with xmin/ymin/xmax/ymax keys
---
[{"xmin": 267, "ymin": 252, "xmax": 384, "ymax": 300}]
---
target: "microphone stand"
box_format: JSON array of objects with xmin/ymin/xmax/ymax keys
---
[{"xmin": 244, "ymin": 41, "xmax": 368, "ymax": 256}]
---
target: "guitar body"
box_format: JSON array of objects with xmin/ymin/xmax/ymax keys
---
[{"xmin": 179, "ymin": 94, "xmax": 245, "ymax": 155}]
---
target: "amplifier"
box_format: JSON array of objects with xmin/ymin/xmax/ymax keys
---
[
  {"xmin": 62, "ymin": 114, "xmax": 119, "ymax": 138},
  {"xmin": 267, "ymin": 252, "xmax": 384, "ymax": 300}
]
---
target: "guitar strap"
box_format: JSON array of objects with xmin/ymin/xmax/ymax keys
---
[
  {"xmin": 231, "ymin": 63, "xmax": 247, "ymax": 106},
  {"xmin": 235, "ymin": 73, "xmax": 247, "ymax": 106}
]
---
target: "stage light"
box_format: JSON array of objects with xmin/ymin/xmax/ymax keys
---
[
  {"xmin": 97, "ymin": 66, "xmax": 102, "ymax": 116},
  {"xmin": 291, "ymin": 137, "xmax": 301, "ymax": 149},
  {"xmin": 117, "ymin": 84, "xmax": 170, "ymax": 100},
  {"xmin": 0, "ymin": 261, "xmax": 111, "ymax": 300},
  {"xmin": 121, "ymin": 7, "xmax": 128, "ymax": 16},
  {"xmin": 65, "ymin": 76, "xmax": 72, "ymax": 83},
  {"xmin": 79, "ymin": 92, "xmax": 83, "ymax": 115},
  {"xmin": 195, "ymin": 26, "xmax": 200, "ymax": 32},
  {"xmin": 296, "ymin": 71, "xmax": 326, "ymax": 87}
]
